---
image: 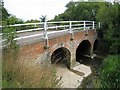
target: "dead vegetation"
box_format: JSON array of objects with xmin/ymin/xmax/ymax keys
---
[{"xmin": 2, "ymin": 48, "xmax": 61, "ymax": 88}]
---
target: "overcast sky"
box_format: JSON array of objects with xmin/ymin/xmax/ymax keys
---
[{"xmin": 3, "ymin": 0, "xmax": 113, "ymax": 21}]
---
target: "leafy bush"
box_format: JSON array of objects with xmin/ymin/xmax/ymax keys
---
[
  {"xmin": 3, "ymin": 27, "xmax": 18, "ymax": 49},
  {"xmin": 100, "ymin": 55, "xmax": 120, "ymax": 88}
]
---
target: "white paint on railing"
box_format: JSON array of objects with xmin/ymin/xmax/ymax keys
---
[
  {"xmin": 0, "ymin": 33, "xmax": 2, "ymax": 36},
  {"xmin": 99, "ymin": 22, "xmax": 101, "ymax": 28},
  {"xmin": 1, "ymin": 21, "xmax": 95, "ymax": 27},
  {"xmin": 0, "ymin": 21, "xmax": 98, "ymax": 34},
  {"xmin": 93, "ymin": 21, "xmax": 95, "ymax": 29},
  {"xmin": 69, "ymin": 21, "xmax": 72, "ymax": 33},
  {"xmin": 84, "ymin": 21, "xmax": 86, "ymax": 30},
  {"xmin": 14, "ymin": 29, "xmax": 69, "ymax": 40},
  {"xmin": 44, "ymin": 19, "xmax": 48, "ymax": 40},
  {"xmin": 0, "ymin": 20, "xmax": 100, "ymax": 44}
]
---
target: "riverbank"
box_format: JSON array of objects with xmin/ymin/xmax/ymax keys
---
[
  {"xmin": 78, "ymin": 53, "xmax": 107, "ymax": 88},
  {"xmin": 53, "ymin": 53, "xmax": 106, "ymax": 88}
]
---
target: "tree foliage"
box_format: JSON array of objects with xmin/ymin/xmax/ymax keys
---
[
  {"xmin": 3, "ymin": 15, "xmax": 24, "ymax": 25},
  {"xmin": 3, "ymin": 26, "xmax": 17, "ymax": 49},
  {"xmin": 96, "ymin": 2, "xmax": 120, "ymax": 54},
  {"xmin": 40, "ymin": 15, "xmax": 47, "ymax": 22},
  {"xmin": 54, "ymin": 2, "xmax": 101, "ymax": 21},
  {"xmin": 1, "ymin": 5, "xmax": 10, "ymax": 21},
  {"xmin": 25, "ymin": 19, "xmax": 39, "ymax": 23}
]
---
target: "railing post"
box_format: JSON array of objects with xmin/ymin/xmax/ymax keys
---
[
  {"xmin": 55, "ymin": 25, "xmax": 58, "ymax": 30},
  {"xmin": 69, "ymin": 21, "xmax": 74, "ymax": 40},
  {"xmin": 92, "ymin": 21, "xmax": 95, "ymax": 29},
  {"xmin": 84, "ymin": 21, "xmax": 86, "ymax": 30},
  {"xmin": 69, "ymin": 21, "xmax": 72, "ymax": 33},
  {"xmin": 99, "ymin": 22, "xmax": 100, "ymax": 28},
  {"xmin": 44, "ymin": 19, "xmax": 49, "ymax": 48}
]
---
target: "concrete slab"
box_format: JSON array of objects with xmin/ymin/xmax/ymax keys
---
[
  {"xmin": 73, "ymin": 64, "xmax": 91, "ymax": 77},
  {"xmin": 56, "ymin": 64, "xmax": 91, "ymax": 88}
]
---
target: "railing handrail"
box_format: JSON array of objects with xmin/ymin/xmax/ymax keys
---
[
  {"xmin": 1, "ymin": 20, "xmax": 99, "ymax": 34},
  {"xmin": 1, "ymin": 20, "xmax": 96, "ymax": 27},
  {"xmin": 0, "ymin": 20, "xmax": 100, "ymax": 47}
]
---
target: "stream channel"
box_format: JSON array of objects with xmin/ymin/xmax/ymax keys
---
[
  {"xmin": 55, "ymin": 52, "xmax": 106, "ymax": 88},
  {"xmin": 78, "ymin": 52, "xmax": 106, "ymax": 88}
]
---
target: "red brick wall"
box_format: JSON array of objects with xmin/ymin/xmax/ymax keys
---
[{"xmin": 17, "ymin": 29, "xmax": 97, "ymax": 66}]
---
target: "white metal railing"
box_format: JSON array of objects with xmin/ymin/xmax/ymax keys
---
[
  {"xmin": 1, "ymin": 21, "xmax": 99, "ymax": 33},
  {"xmin": 0, "ymin": 20, "xmax": 100, "ymax": 46}
]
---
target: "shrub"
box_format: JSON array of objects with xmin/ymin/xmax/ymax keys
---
[
  {"xmin": 2, "ymin": 53, "xmax": 61, "ymax": 88},
  {"xmin": 99, "ymin": 55, "xmax": 120, "ymax": 88}
]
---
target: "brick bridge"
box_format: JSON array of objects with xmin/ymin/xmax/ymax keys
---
[{"xmin": 2, "ymin": 21, "xmax": 100, "ymax": 69}]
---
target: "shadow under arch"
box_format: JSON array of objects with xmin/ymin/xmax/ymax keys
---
[
  {"xmin": 93, "ymin": 39, "xmax": 99, "ymax": 54},
  {"xmin": 51, "ymin": 47, "xmax": 71, "ymax": 69},
  {"xmin": 76, "ymin": 40, "xmax": 91, "ymax": 63}
]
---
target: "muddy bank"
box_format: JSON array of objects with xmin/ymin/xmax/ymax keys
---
[{"xmin": 78, "ymin": 53, "xmax": 107, "ymax": 88}]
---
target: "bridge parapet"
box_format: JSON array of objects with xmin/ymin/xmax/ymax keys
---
[{"xmin": 1, "ymin": 20, "xmax": 100, "ymax": 47}]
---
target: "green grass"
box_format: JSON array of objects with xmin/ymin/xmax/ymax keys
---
[{"xmin": 100, "ymin": 55, "xmax": 120, "ymax": 88}]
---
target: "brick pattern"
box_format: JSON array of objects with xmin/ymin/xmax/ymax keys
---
[{"xmin": 16, "ymin": 29, "xmax": 97, "ymax": 67}]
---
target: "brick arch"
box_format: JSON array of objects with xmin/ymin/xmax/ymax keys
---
[
  {"xmin": 75, "ymin": 39, "xmax": 92, "ymax": 51},
  {"xmin": 49, "ymin": 42, "xmax": 71, "ymax": 56},
  {"xmin": 50, "ymin": 46, "xmax": 71, "ymax": 68},
  {"xmin": 76, "ymin": 39, "xmax": 92, "ymax": 63}
]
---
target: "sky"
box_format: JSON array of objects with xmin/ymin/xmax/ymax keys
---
[
  {"xmin": 3, "ymin": 0, "xmax": 74, "ymax": 21},
  {"xmin": 3, "ymin": 0, "xmax": 113, "ymax": 21}
]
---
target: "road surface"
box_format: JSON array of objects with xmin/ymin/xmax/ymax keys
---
[{"xmin": 0, "ymin": 28, "xmax": 83, "ymax": 47}]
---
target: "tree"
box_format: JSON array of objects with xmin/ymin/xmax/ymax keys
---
[
  {"xmin": 53, "ymin": 2, "xmax": 100, "ymax": 21},
  {"xmin": 2, "ymin": 7, "xmax": 10, "ymax": 21},
  {"xmin": 96, "ymin": 2, "xmax": 120, "ymax": 54},
  {"xmin": 40, "ymin": 15, "xmax": 47, "ymax": 22},
  {"xmin": 88, "ymin": 0, "xmax": 105, "ymax": 2},
  {"xmin": 4, "ymin": 15, "xmax": 24, "ymax": 25},
  {"xmin": 0, "ymin": 1, "xmax": 10, "ymax": 24},
  {"xmin": 25, "ymin": 19, "xmax": 39, "ymax": 23}
]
